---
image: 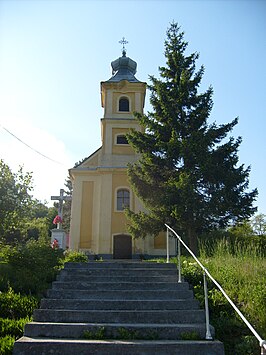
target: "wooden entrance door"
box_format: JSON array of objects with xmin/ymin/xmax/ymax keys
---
[{"xmin": 113, "ymin": 234, "xmax": 132, "ymax": 259}]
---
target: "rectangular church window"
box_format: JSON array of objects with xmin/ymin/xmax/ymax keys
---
[
  {"xmin": 116, "ymin": 135, "xmax": 128, "ymax": 144},
  {"xmin": 117, "ymin": 189, "xmax": 130, "ymax": 211}
]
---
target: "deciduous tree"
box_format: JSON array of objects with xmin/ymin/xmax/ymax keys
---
[
  {"xmin": 251, "ymin": 213, "xmax": 266, "ymax": 236},
  {"xmin": 0, "ymin": 159, "xmax": 34, "ymax": 243}
]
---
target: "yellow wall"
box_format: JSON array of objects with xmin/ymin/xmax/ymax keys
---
[
  {"xmin": 80, "ymin": 181, "xmax": 94, "ymax": 249},
  {"xmin": 111, "ymin": 173, "xmax": 131, "ymax": 235},
  {"xmin": 112, "ymin": 127, "xmax": 135, "ymax": 155},
  {"xmin": 86, "ymin": 153, "xmax": 99, "ymax": 167},
  {"xmin": 112, "ymin": 92, "xmax": 135, "ymax": 114},
  {"xmin": 101, "ymin": 81, "xmax": 146, "ymax": 118},
  {"xmin": 154, "ymin": 231, "xmax": 166, "ymax": 249}
]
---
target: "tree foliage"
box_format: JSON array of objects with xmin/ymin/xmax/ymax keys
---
[
  {"xmin": 0, "ymin": 239, "xmax": 64, "ymax": 295},
  {"xmin": 0, "ymin": 159, "xmax": 35, "ymax": 243},
  {"xmin": 0, "ymin": 159, "xmax": 58, "ymax": 244},
  {"xmin": 126, "ymin": 23, "xmax": 258, "ymax": 252},
  {"xmin": 251, "ymin": 213, "xmax": 266, "ymax": 236}
]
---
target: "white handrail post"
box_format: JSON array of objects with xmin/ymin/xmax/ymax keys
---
[
  {"xmin": 166, "ymin": 227, "xmax": 170, "ymax": 263},
  {"xmin": 261, "ymin": 341, "xmax": 266, "ymax": 355},
  {"xmin": 178, "ymin": 238, "xmax": 182, "ymax": 283},
  {"xmin": 203, "ymin": 272, "xmax": 212, "ymax": 340}
]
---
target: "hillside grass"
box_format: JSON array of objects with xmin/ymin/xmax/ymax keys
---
[{"xmin": 173, "ymin": 239, "xmax": 266, "ymax": 355}]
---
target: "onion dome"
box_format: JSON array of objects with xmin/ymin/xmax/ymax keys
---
[{"xmin": 107, "ymin": 51, "xmax": 140, "ymax": 83}]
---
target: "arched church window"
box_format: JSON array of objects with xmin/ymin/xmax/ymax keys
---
[
  {"xmin": 117, "ymin": 189, "xmax": 130, "ymax": 211},
  {"xmin": 116, "ymin": 134, "xmax": 128, "ymax": 145},
  {"xmin": 119, "ymin": 97, "xmax": 129, "ymax": 112}
]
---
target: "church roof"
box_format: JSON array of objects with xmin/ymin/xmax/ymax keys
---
[{"xmin": 107, "ymin": 52, "xmax": 140, "ymax": 83}]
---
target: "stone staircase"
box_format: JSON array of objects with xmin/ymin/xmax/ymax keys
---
[{"xmin": 13, "ymin": 261, "xmax": 224, "ymax": 354}]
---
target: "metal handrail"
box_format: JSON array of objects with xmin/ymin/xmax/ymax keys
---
[{"xmin": 165, "ymin": 223, "xmax": 266, "ymax": 354}]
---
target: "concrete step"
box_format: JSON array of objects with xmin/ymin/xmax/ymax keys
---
[
  {"xmin": 57, "ymin": 273, "xmax": 178, "ymax": 282},
  {"xmin": 58, "ymin": 268, "xmax": 178, "ymax": 277},
  {"xmin": 46, "ymin": 288, "xmax": 194, "ymax": 300},
  {"xmin": 24, "ymin": 322, "xmax": 212, "ymax": 340},
  {"xmin": 51, "ymin": 281, "xmax": 187, "ymax": 291},
  {"xmin": 64, "ymin": 261, "xmax": 177, "ymax": 269},
  {"xmin": 13, "ymin": 337, "xmax": 225, "ymax": 355},
  {"xmin": 33, "ymin": 309, "xmax": 206, "ymax": 324},
  {"xmin": 13, "ymin": 261, "xmax": 224, "ymax": 354},
  {"xmin": 40, "ymin": 298, "xmax": 200, "ymax": 310}
]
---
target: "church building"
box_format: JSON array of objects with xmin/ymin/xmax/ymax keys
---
[{"xmin": 69, "ymin": 48, "xmax": 176, "ymax": 259}]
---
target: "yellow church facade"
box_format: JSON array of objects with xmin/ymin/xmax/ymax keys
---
[{"xmin": 69, "ymin": 51, "xmax": 176, "ymax": 259}]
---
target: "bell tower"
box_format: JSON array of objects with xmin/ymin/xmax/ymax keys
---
[{"xmin": 100, "ymin": 46, "xmax": 146, "ymax": 160}]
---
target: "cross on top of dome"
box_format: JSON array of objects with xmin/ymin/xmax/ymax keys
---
[
  {"xmin": 119, "ymin": 37, "xmax": 128, "ymax": 57},
  {"xmin": 105, "ymin": 38, "xmax": 141, "ymax": 83}
]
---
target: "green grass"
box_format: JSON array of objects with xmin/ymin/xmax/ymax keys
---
[
  {"xmin": 199, "ymin": 240, "xmax": 266, "ymax": 335},
  {"xmin": 175, "ymin": 239, "xmax": 266, "ymax": 355},
  {"xmin": 148, "ymin": 238, "xmax": 265, "ymax": 354}
]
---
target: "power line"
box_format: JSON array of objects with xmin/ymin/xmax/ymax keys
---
[{"xmin": 0, "ymin": 123, "xmax": 68, "ymax": 167}]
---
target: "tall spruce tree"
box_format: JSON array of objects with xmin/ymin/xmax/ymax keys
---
[{"xmin": 126, "ymin": 22, "xmax": 258, "ymax": 253}]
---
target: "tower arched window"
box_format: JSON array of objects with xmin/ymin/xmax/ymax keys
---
[
  {"xmin": 117, "ymin": 188, "xmax": 130, "ymax": 211},
  {"xmin": 116, "ymin": 134, "xmax": 128, "ymax": 145},
  {"xmin": 119, "ymin": 97, "xmax": 129, "ymax": 112}
]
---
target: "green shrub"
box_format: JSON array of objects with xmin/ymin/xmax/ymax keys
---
[
  {"xmin": 211, "ymin": 312, "xmax": 248, "ymax": 354},
  {"xmin": 0, "ymin": 288, "xmax": 38, "ymax": 319},
  {"xmin": 234, "ymin": 335, "xmax": 259, "ymax": 355},
  {"xmin": 0, "ymin": 244, "xmax": 12, "ymax": 262},
  {"xmin": 0, "ymin": 335, "xmax": 15, "ymax": 355},
  {"xmin": 0, "ymin": 240, "xmax": 63, "ymax": 295},
  {"xmin": 61, "ymin": 250, "xmax": 88, "ymax": 264},
  {"xmin": 180, "ymin": 259, "xmax": 203, "ymax": 286},
  {"xmin": 0, "ymin": 317, "xmax": 29, "ymax": 338}
]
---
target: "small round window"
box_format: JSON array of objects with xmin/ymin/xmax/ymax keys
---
[{"xmin": 119, "ymin": 97, "xmax": 129, "ymax": 112}]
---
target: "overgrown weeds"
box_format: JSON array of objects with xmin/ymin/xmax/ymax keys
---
[
  {"xmin": 176, "ymin": 238, "xmax": 266, "ymax": 355},
  {"xmin": 82, "ymin": 327, "xmax": 159, "ymax": 341}
]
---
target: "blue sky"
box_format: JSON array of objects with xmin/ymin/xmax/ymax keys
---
[{"xmin": 0, "ymin": 0, "xmax": 265, "ymax": 214}]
